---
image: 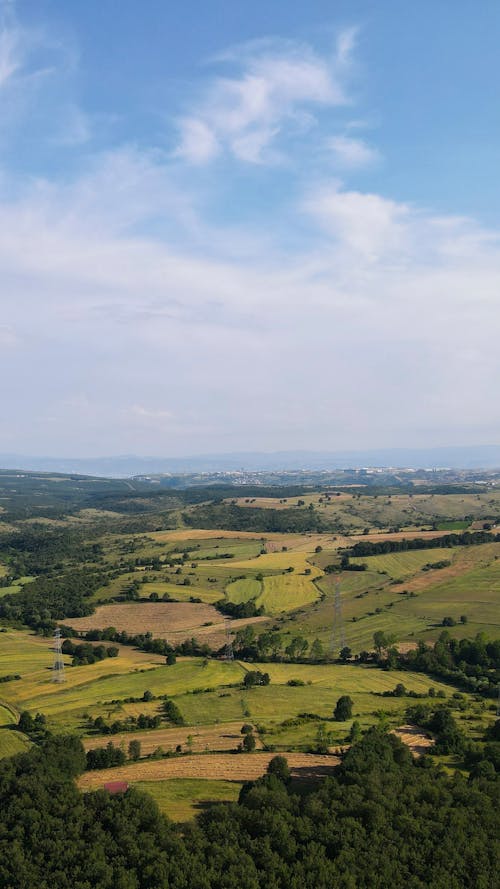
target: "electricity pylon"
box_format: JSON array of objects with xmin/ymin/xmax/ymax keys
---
[{"xmin": 52, "ymin": 627, "xmax": 66, "ymax": 682}]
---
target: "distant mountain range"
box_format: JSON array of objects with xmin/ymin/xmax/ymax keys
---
[{"xmin": 0, "ymin": 446, "xmax": 499, "ymax": 477}]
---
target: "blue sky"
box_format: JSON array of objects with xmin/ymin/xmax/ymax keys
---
[{"xmin": 1, "ymin": 0, "xmax": 499, "ymax": 456}]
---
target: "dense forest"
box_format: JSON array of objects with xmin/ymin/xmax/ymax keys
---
[{"xmin": 0, "ymin": 730, "xmax": 498, "ymax": 889}]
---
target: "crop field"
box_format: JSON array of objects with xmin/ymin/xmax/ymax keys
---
[
  {"xmin": 82, "ymin": 721, "xmax": 262, "ymax": 755},
  {"xmin": 69, "ymin": 601, "xmax": 224, "ymax": 636},
  {"xmin": 69, "ymin": 602, "xmax": 267, "ymax": 649},
  {"xmin": 257, "ymin": 573, "xmax": 320, "ymax": 613},
  {"xmin": 225, "ymin": 578, "xmax": 262, "ymax": 603},
  {"xmin": 133, "ymin": 778, "xmax": 242, "ymax": 821},
  {"xmin": 78, "ymin": 751, "xmax": 341, "ymax": 791}
]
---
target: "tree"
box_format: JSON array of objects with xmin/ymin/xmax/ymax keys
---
[
  {"xmin": 334, "ymin": 695, "xmax": 353, "ymax": 721},
  {"xmin": 128, "ymin": 739, "xmax": 141, "ymax": 761},
  {"xmin": 166, "ymin": 651, "xmax": 176, "ymax": 665},
  {"xmin": 142, "ymin": 690, "xmax": 154, "ymax": 702},
  {"xmin": 339, "ymin": 646, "xmax": 352, "ymax": 662},
  {"xmin": 267, "ymin": 755, "xmax": 290, "ymax": 783},
  {"xmin": 243, "ymin": 671, "xmax": 270, "ymax": 688},
  {"xmin": 242, "ymin": 732, "xmax": 256, "ymax": 752},
  {"xmin": 310, "ymin": 638, "xmax": 325, "ymax": 662},
  {"xmin": 348, "ymin": 720, "xmax": 362, "ymax": 743}
]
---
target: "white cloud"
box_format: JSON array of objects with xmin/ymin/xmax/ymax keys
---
[
  {"xmin": 305, "ymin": 186, "xmax": 410, "ymax": 259},
  {"xmin": 175, "ymin": 31, "xmax": 356, "ymax": 165},
  {"xmin": 1, "ymin": 147, "xmax": 500, "ymax": 453},
  {"xmin": 328, "ymin": 134, "xmax": 380, "ymax": 169}
]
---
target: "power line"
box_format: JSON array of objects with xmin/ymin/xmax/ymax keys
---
[
  {"xmin": 224, "ymin": 618, "xmax": 234, "ymax": 661},
  {"xmin": 329, "ymin": 577, "xmax": 345, "ymax": 658},
  {"xmin": 52, "ymin": 627, "xmax": 66, "ymax": 683}
]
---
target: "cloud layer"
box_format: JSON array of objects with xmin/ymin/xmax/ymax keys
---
[{"xmin": 0, "ymin": 9, "xmax": 499, "ymax": 456}]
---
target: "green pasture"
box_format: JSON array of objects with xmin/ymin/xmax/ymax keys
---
[
  {"xmin": 225, "ymin": 578, "xmax": 262, "ymax": 604},
  {"xmin": 137, "ymin": 582, "xmax": 221, "ymax": 604},
  {"xmin": 0, "ymin": 728, "xmax": 31, "ymax": 759},
  {"xmin": 186, "ymin": 541, "xmax": 262, "ymax": 561},
  {"xmin": 349, "ymin": 549, "xmax": 456, "ymax": 579},
  {"xmin": 0, "ymin": 576, "xmax": 35, "ymax": 599},
  {"xmin": 0, "ymin": 702, "xmax": 17, "ymax": 726},
  {"xmin": 135, "ymin": 778, "xmax": 242, "ymax": 821},
  {"xmin": 1, "ymin": 648, "xmax": 245, "ymax": 731},
  {"xmin": 174, "ymin": 663, "xmax": 454, "ymax": 727}
]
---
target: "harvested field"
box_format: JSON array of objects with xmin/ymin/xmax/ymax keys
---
[
  {"xmin": 68, "ymin": 602, "xmax": 267, "ymax": 648},
  {"xmin": 83, "ymin": 722, "xmax": 262, "ymax": 755},
  {"xmin": 68, "ymin": 602, "xmax": 220, "ymax": 635},
  {"xmin": 78, "ymin": 751, "xmax": 340, "ymax": 790},
  {"xmin": 392, "ymin": 724, "xmax": 434, "ymax": 756}
]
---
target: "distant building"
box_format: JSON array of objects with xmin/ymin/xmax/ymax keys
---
[{"xmin": 104, "ymin": 781, "xmax": 129, "ymax": 794}]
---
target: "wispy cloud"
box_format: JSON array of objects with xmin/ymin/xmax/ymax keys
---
[
  {"xmin": 175, "ymin": 30, "xmax": 356, "ymax": 165},
  {"xmin": 328, "ymin": 134, "xmax": 380, "ymax": 169}
]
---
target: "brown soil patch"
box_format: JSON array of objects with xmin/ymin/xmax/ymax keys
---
[
  {"xmin": 392, "ymin": 724, "xmax": 434, "ymax": 757},
  {"xmin": 83, "ymin": 722, "xmax": 262, "ymax": 756},
  {"xmin": 78, "ymin": 751, "xmax": 340, "ymax": 790},
  {"xmin": 68, "ymin": 602, "xmax": 266, "ymax": 647}
]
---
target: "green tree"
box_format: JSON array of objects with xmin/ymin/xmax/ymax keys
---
[
  {"xmin": 128, "ymin": 739, "xmax": 141, "ymax": 761},
  {"xmin": 243, "ymin": 732, "xmax": 256, "ymax": 752},
  {"xmin": 334, "ymin": 695, "xmax": 353, "ymax": 721},
  {"xmin": 267, "ymin": 755, "xmax": 291, "ymax": 783}
]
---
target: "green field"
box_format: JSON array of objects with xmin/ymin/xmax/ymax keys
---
[
  {"xmin": 135, "ymin": 778, "xmax": 242, "ymax": 821},
  {"xmin": 0, "ymin": 728, "xmax": 31, "ymax": 759},
  {"xmin": 350, "ymin": 549, "xmax": 454, "ymax": 578},
  {"xmin": 225, "ymin": 578, "xmax": 262, "ymax": 603},
  {"xmin": 0, "ymin": 576, "xmax": 35, "ymax": 598}
]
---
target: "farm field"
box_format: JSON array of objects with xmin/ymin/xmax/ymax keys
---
[
  {"xmin": 134, "ymin": 778, "xmax": 242, "ymax": 821},
  {"xmin": 78, "ymin": 751, "xmax": 341, "ymax": 790},
  {"xmin": 0, "ymin": 728, "xmax": 31, "ymax": 758},
  {"xmin": 0, "ymin": 470, "xmax": 499, "ymax": 829},
  {"xmin": 82, "ymin": 721, "xmax": 262, "ymax": 755},
  {"xmin": 225, "ymin": 490, "xmax": 500, "ymax": 533},
  {"xmin": 68, "ymin": 602, "xmax": 267, "ymax": 649},
  {"xmin": 225, "ymin": 578, "xmax": 262, "ymax": 603}
]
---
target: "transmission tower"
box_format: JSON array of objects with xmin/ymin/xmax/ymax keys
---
[
  {"xmin": 224, "ymin": 618, "xmax": 234, "ymax": 661},
  {"xmin": 52, "ymin": 627, "xmax": 66, "ymax": 683},
  {"xmin": 329, "ymin": 578, "xmax": 346, "ymax": 658}
]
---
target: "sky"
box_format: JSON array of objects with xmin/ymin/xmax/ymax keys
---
[{"xmin": 0, "ymin": 0, "xmax": 499, "ymax": 457}]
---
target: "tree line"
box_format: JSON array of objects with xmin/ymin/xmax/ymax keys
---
[{"xmin": 0, "ymin": 729, "xmax": 498, "ymax": 888}]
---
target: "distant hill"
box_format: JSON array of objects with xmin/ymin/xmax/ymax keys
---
[{"xmin": 0, "ymin": 445, "xmax": 499, "ymax": 477}]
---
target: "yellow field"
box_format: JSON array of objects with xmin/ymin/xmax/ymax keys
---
[
  {"xmin": 257, "ymin": 573, "xmax": 320, "ymax": 613},
  {"xmin": 78, "ymin": 751, "xmax": 340, "ymax": 790},
  {"xmin": 82, "ymin": 721, "xmax": 262, "ymax": 755}
]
